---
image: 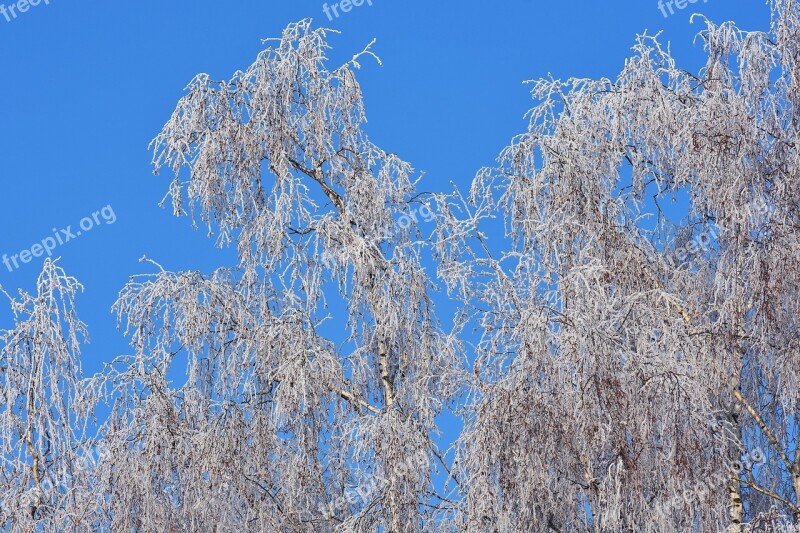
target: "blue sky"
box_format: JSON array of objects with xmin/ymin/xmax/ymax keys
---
[{"xmin": 0, "ymin": 0, "xmax": 769, "ymax": 376}]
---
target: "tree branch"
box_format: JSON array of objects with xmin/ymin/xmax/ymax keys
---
[
  {"xmin": 736, "ymin": 476, "xmax": 798, "ymax": 514},
  {"xmin": 339, "ymin": 389, "xmax": 381, "ymax": 415},
  {"xmin": 733, "ymin": 389, "xmax": 793, "ymax": 473},
  {"xmin": 287, "ymin": 158, "xmax": 345, "ymax": 213}
]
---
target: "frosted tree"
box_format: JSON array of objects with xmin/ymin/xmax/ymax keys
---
[
  {"xmin": 3, "ymin": 3, "xmax": 798, "ymax": 532},
  {"xmin": 432, "ymin": 0, "xmax": 800, "ymax": 531},
  {"xmin": 92, "ymin": 20, "xmax": 467, "ymax": 532},
  {"xmin": 0, "ymin": 259, "xmax": 98, "ymax": 531}
]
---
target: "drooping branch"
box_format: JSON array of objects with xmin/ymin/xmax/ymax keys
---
[{"xmin": 733, "ymin": 389, "xmax": 793, "ymax": 473}]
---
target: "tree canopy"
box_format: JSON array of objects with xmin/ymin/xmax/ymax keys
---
[{"xmin": 2, "ymin": 1, "xmax": 799, "ymax": 531}]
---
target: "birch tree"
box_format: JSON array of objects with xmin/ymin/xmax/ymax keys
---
[
  {"xmin": 3, "ymin": 3, "xmax": 799, "ymax": 532},
  {"xmin": 433, "ymin": 0, "xmax": 800, "ymax": 530},
  {"xmin": 93, "ymin": 20, "xmax": 467, "ymax": 532},
  {"xmin": 0, "ymin": 259, "xmax": 97, "ymax": 531}
]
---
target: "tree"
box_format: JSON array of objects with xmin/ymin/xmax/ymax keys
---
[
  {"xmin": 95, "ymin": 19, "xmax": 467, "ymax": 532},
  {"xmin": 0, "ymin": 259, "xmax": 97, "ymax": 531},
  {"xmin": 2, "ymin": 2, "xmax": 799, "ymax": 531},
  {"xmin": 432, "ymin": 0, "xmax": 800, "ymax": 530}
]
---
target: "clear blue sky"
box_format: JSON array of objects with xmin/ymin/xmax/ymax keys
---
[{"xmin": 0, "ymin": 0, "xmax": 769, "ymax": 377}]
